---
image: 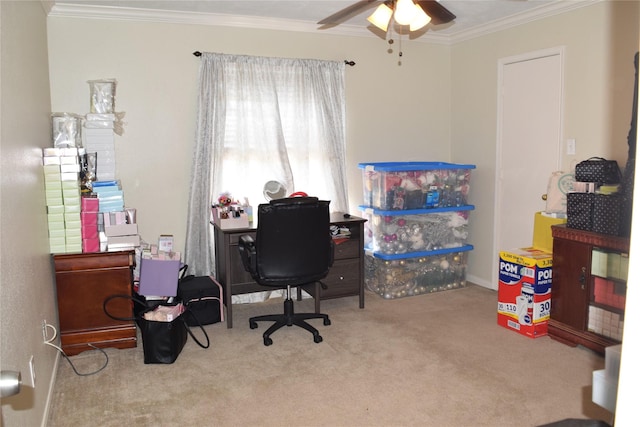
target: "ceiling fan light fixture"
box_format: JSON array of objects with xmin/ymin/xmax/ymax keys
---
[
  {"xmin": 367, "ymin": 3, "xmax": 393, "ymax": 31},
  {"xmin": 409, "ymin": 4, "xmax": 431, "ymax": 31},
  {"xmin": 394, "ymin": 0, "xmax": 418, "ymax": 25}
]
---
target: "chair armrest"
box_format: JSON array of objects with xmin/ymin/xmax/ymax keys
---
[{"xmin": 238, "ymin": 235, "xmax": 257, "ymax": 273}]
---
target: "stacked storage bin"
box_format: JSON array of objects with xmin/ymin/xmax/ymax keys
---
[{"xmin": 359, "ymin": 162, "xmax": 475, "ymax": 299}]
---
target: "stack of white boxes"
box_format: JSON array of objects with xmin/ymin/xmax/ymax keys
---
[
  {"xmin": 592, "ymin": 344, "xmax": 622, "ymax": 413},
  {"xmin": 44, "ymin": 80, "xmax": 139, "ymax": 255},
  {"xmin": 103, "ymin": 210, "xmax": 140, "ymax": 251},
  {"xmin": 83, "ymin": 123, "xmax": 116, "ymax": 181},
  {"xmin": 84, "ymin": 79, "xmax": 118, "ymax": 181},
  {"xmin": 43, "ymin": 147, "xmax": 83, "ymax": 253}
]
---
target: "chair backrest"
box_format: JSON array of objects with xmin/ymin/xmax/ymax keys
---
[{"xmin": 254, "ymin": 196, "xmax": 332, "ymax": 287}]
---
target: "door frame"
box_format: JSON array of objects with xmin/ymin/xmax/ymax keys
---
[{"xmin": 492, "ymin": 46, "xmax": 565, "ymax": 289}]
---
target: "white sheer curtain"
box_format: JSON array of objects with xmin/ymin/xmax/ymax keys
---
[{"xmin": 184, "ymin": 52, "xmax": 348, "ymax": 276}]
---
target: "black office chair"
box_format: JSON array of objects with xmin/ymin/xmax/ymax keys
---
[{"xmin": 238, "ymin": 196, "xmax": 333, "ymax": 346}]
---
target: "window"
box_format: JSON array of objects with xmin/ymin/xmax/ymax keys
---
[{"xmin": 184, "ymin": 53, "xmax": 348, "ymax": 276}]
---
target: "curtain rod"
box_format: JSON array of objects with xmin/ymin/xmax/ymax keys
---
[{"xmin": 192, "ymin": 51, "xmax": 355, "ymax": 66}]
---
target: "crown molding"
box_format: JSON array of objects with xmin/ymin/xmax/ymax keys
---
[
  {"xmin": 41, "ymin": 0, "xmax": 55, "ymax": 15},
  {"xmin": 48, "ymin": 1, "xmax": 601, "ymax": 46},
  {"xmin": 448, "ymin": 0, "xmax": 601, "ymax": 44}
]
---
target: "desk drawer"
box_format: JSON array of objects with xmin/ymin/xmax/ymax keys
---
[
  {"xmin": 323, "ymin": 258, "xmax": 360, "ymax": 298},
  {"xmin": 334, "ymin": 239, "xmax": 360, "ymax": 260},
  {"xmin": 229, "ymin": 231, "xmax": 256, "ymax": 245}
]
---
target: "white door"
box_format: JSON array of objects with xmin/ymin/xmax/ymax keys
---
[{"xmin": 492, "ymin": 48, "xmax": 564, "ymax": 289}]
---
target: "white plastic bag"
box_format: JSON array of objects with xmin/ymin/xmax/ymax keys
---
[{"xmin": 545, "ymin": 171, "xmax": 575, "ymax": 213}]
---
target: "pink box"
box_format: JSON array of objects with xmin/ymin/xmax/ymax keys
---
[
  {"xmin": 81, "ymin": 196, "xmax": 99, "ymax": 212},
  {"xmin": 81, "ymin": 211, "xmax": 98, "ymax": 224},
  {"xmin": 82, "ymin": 238, "xmax": 100, "ymax": 253},
  {"xmin": 81, "ymin": 224, "xmax": 98, "ymax": 239},
  {"xmin": 593, "ymin": 277, "xmax": 626, "ymax": 310}
]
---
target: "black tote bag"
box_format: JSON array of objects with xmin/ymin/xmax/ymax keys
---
[
  {"xmin": 138, "ymin": 312, "xmax": 188, "ymax": 364},
  {"xmin": 104, "ymin": 295, "xmax": 209, "ymax": 364}
]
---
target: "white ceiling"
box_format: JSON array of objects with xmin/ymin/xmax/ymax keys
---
[{"xmin": 48, "ymin": 0, "xmax": 598, "ymax": 42}]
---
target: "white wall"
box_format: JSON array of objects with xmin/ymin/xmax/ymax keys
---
[
  {"xmin": 0, "ymin": 2, "xmax": 59, "ymax": 426},
  {"xmin": 2, "ymin": 1, "xmax": 637, "ymax": 424},
  {"xmin": 451, "ymin": 1, "xmax": 639, "ymax": 288},
  {"xmin": 47, "ymin": 18, "xmax": 453, "ymax": 255}
]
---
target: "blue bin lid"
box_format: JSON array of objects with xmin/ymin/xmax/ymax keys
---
[
  {"xmin": 358, "ymin": 162, "xmax": 476, "ymax": 171},
  {"xmin": 366, "ymin": 244, "xmax": 474, "ymax": 260},
  {"xmin": 359, "ymin": 205, "xmax": 475, "ymax": 215}
]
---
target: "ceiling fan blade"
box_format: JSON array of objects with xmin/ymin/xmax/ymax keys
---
[
  {"xmin": 416, "ymin": 0, "xmax": 456, "ymax": 25},
  {"xmin": 317, "ymin": 0, "xmax": 381, "ymax": 25}
]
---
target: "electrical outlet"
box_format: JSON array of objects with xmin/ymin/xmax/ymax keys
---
[
  {"xmin": 29, "ymin": 355, "xmax": 36, "ymax": 387},
  {"xmin": 567, "ymin": 138, "xmax": 576, "ymax": 155}
]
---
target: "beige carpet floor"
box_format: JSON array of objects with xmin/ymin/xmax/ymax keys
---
[{"xmin": 47, "ymin": 284, "xmax": 613, "ymax": 427}]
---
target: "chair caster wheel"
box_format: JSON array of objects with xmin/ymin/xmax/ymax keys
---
[
  {"xmin": 263, "ymin": 337, "xmax": 273, "ymax": 346},
  {"xmin": 324, "ymin": 318, "xmax": 331, "ymax": 326},
  {"xmin": 250, "ymin": 321, "xmax": 258, "ymax": 329},
  {"xmin": 314, "ymin": 334, "xmax": 323, "ymax": 343}
]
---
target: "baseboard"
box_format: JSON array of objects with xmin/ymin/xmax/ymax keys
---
[
  {"xmin": 467, "ymin": 274, "xmax": 495, "ymax": 290},
  {"xmin": 40, "ymin": 351, "xmax": 61, "ymax": 427}
]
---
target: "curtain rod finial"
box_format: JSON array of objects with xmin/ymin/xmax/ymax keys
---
[
  {"xmin": 344, "ymin": 60, "xmax": 355, "ymax": 66},
  {"xmin": 193, "ymin": 51, "xmax": 202, "ymax": 57}
]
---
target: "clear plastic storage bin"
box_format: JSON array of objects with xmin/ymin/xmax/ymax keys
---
[
  {"xmin": 365, "ymin": 247, "xmax": 471, "ymax": 299},
  {"xmin": 359, "ymin": 162, "xmax": 475, "ymax": 210},
  {"xmin": 360, "ymin": 206, "xmax": 474, "ymax": 255}
]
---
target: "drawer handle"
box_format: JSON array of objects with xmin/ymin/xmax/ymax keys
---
[
  {"xmin": 579, "ymin": 267, "xmax": 586, "ymax": 290},
  {"xmin": 339, "ymin": 276, "xmax": 344, "ymax": 280}
]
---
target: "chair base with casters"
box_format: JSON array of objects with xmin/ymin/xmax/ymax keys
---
[
  {"xmin": 238, "ymin": 197, "xmax": 335, "ymax": 346},
  {"xmin": 249, "ymin": 284, "xmax": 331, "ymax": 346}
]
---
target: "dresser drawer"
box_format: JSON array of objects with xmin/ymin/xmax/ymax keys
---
[
  {"xmin": 54, "ymin": 251, "xmax": 133, "ymax": 271},
  {"xmin": 323, "ymin": 258, "xmax": 360, "ymax": 298}
]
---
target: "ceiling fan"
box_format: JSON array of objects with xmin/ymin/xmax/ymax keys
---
[{"xmin": 318, "ymin": 0, "xmax": 456, "ymax": 29}]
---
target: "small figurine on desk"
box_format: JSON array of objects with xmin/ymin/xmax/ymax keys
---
[{"xmin": 217, "ymin": 193, "xmax": 233, "ymax": 218}]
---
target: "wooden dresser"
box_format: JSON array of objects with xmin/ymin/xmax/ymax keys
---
[
  {"xmin": 549, "ymin": 225, "xmax": 628, "ymax": 354},
  {"xmin": 53, "ymin": 250, "xmax": 137, "ymax": 356},
  {"xmin": 214, "ymin": 212, "xmax": 366, "ymax": 328}
]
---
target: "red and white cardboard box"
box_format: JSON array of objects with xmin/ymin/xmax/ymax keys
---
[{"xmin": 497, "ymin": 247, "xmax": 552, "ymax": 338}]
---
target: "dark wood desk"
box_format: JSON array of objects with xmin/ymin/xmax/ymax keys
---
[{"xmin": 213, "ymin": 212, "xmax": 366, "ymax": 328}]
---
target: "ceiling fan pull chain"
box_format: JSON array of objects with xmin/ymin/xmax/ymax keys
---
[{"xmin": 398, "ymin": 30, "xmax": 403, "ymax": 66}]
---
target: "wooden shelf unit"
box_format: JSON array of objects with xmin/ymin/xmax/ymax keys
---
[{"xmin": 549, "ymin": 225, "xmax": 628, "ymax": 354}]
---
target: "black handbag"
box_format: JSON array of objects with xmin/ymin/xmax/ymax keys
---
[
  {"xmin": 104, "ymin": 295, "xmax": 209, "ymax": 364},
  {"xmin": 574, "ymin": 157, "xmax": 621, "ymax": 184},
  {"xmin": 177, "ymin": 275, "xmax": 225, "ymax": 326}
]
